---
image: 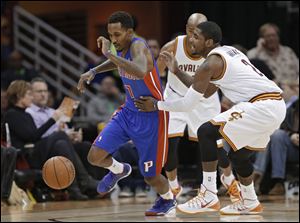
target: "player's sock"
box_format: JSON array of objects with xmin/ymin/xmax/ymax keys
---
[
  {"xmin": 240, "ymin": 182, "xmax": 258, "ymax": 201},
  {"xmin": 160, "ymin": 189, "xmax": 174, "ymax": 200},
  {"xmin": 222, "ymin": 171, "xmax": 235, "ymax": 186},
  {"xmin": 168, "ymin": 177, "xmax": 179, "ymax": 189},
  {"xmin": 203, "ymin": 171, "xmax": 217, "ymax": 193},
  {"xmin": 107, "ymin": 158, "xmax": 124, "ymax": 174}
]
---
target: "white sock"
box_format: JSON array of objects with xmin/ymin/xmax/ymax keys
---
[
  {"xmin": 107, "ymin": 158, "xmax": 124, "ymax": 174},
  {"xmin": 160, "ymin": 189, "xmax": 173, "ymax": 200},
  {"xmin": 240, "ymin": 182, "xmax": 258, "ymax": 201},
  {"xmin": 223, "ymin": 172, "xmax": 235, "ymax": 186},
  {"xmin": 168, "ymin": 177, "xmax": 179, "ymax": 189},
  {"xmin": 203, "ymin": 171, "xmax": 217, "ymax": 193}
]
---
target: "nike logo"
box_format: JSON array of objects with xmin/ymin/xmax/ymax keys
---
[{"xmin": 201, "ymin": 199, "xmax": 213, "ymax": 208}]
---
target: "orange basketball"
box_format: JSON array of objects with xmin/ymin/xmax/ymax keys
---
[{"xmin": 42, "ymin": 156, "xmax": 75, "ymax": 190}]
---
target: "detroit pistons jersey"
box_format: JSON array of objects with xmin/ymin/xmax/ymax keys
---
[
  {"xmin": 117, "ymin": 37, "xmax": 164, "ymax": 111},
  {"xmin": 208, "ymin": 46, "xmax": 282, "ymax": 104}
]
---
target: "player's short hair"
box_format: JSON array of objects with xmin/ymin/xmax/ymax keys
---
[
  {"xmin": 197, "ymin": 21, "xmax": 222, "ymax": 44},
  {"xmin": 108, "ymin": 11, "xmax": 134, "ymax": 29},
  {"xmin": 259, "ymin": 23, "xmax": 280, "ymax": 37}
]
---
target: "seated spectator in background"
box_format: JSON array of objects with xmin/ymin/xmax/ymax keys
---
[
  {"xmin": 233, "ymin": 44, "xmax": 275, "ymax": 80},
  {"xmin": 26, "ymin": 77, "xmax": 105, "ymax": 182},
  {"xmin": 281, "ymin": 78, "xmax": 299, "ymax": 108},
  {"xmin": 147, "ymin": 39, "xmax": 167, "ymax": 88},
  {"xmin": 1, "ymin": 51, "xmax": 39, "ymax": 89},
  {"xmin": 3, "ymin": 80, "xmax": 95, "ymax": 200},
  {"xmin": 253, "ymin": 98, "xmax": 299, "ymax": 195},
  {"xmin": 247, "ymin": 23, "xmax": 299, "ymax": 84},
  {"xmin": 85, "ymin": 76, "xmax": 125, "ymax": 140}
]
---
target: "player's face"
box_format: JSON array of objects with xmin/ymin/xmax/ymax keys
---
[
  {"xmin": 107, "ymin": 23, "xmax": 133, "ymax": 51},
  {"xmin": 189, "ymin": 28, "xmax": 207, "ymax": 55},
  {"xmin": 186, "ymin": 24, "xmax": 197, "ymax": 40}
]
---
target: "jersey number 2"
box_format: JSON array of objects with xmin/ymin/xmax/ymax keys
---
[{"xmin": 241, "ymin": 59, "xmax": 264, "ymax": 77}]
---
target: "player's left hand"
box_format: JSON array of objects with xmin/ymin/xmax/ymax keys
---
[
  {"xmin": 160, "ymin": 51, "xmax": 180, "ymax": 74},
  {"xmin": 134, "ymin": 96, "xmax": 158, "ymax": 112},
  {"xmin": 97, "ymin": 36, "xmax": 111, "ymax": 57}
]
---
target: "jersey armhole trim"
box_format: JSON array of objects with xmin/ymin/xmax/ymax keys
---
[{"xmin": 210, "ymin": 53, "xmax": 227, "ymax": 81}]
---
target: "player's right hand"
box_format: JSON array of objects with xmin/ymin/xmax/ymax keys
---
[
  {"xmin": 159, "ymin": 51, "xmax": 180, "ymax": 75},
  {"xmin": 77, "ymin": 70, "xmax": 95, "ymax": 93}
]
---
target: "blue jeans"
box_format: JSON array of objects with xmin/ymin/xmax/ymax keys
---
[{"xmin": 254, "ymin": 129, "xmax": 299, "ymax": 179}]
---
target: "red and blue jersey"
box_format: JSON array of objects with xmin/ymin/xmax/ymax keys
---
[{"xmin": 117, "ymin": 37, "xmax": 164, "ymax": 112}]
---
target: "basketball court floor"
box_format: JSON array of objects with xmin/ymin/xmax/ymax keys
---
[{"xmin": 1, "ymin": 195, "xmax": 298, "ymax": 222}]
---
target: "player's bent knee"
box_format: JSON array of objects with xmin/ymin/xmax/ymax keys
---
[
  {"xmin": 197, "ymin": 121, "xmax": 220, "ymax": 139},
  {"xmin": 87, "ymin": 146, "xmax": 107, "ymax": 166}
]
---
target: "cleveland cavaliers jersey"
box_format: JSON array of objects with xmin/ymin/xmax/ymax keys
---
[
  {"xmin": 208, "ymin": 46, "xmax": 282, "ymax": 104},
  {"xmin": 117, "ymin": 37, "xmax": 164, "ymax": 112},
  {"xmin": 165, "ymin": 35, "xmax": 205, "ymax": 97}
]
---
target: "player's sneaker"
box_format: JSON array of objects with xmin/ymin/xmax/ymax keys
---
[
  {"xmin": 145, "ymin": 197, "xmax": 177, "ymax": 216},
  {"xmin": 220, "ymin": 198, "xmax": 263, "ymax": 215},
  {"xmin": 220, "ymin": 174, "xmax": 241, "ymax": 203},
  {"xmin": 171, "ymin": 186, "xmax": 183, "ymax": 199},
  {"xmin": 177, "ymin": 184, "xmax": 220, "ymax": 214},
  {"xmin": 97, "ymin": 163, "xmax": 132, "ymax": 196}
]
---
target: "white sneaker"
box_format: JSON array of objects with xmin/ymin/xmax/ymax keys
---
[
  {"xmin": 220, "ymin": 174, "xmax": 241, "ymax": 203},
  {"xmin": 177, "ymin": 184, "xmax": 220, "ymax": 214},
  {"xmin": 220, "ymin": 198, "xmax": 263, "ymax": 215}
]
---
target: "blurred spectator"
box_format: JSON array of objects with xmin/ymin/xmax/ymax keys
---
[
  {"xmin": 233, "ymin": 44, "xmax": 275, "ymax": 80},
  {"xmin": 25, "ymin": 78, "xmax": 100, "ymax": 196},
  {"xmin": 281, "ymin": 79, "xmax": 299, "ymax": 108},
  {"xmin": 1, "ymin": 51, "xmax": 39, "ymax": 88},
  {"xmin": 3, "ymin": 80, "xmax": 93, "ymax": 200},
  {"xmin": 247, "ymin": 23, "xmax": 299, "ymax": 84},
  {"xmin": 87, "ymin": 76, "xmax": 125, "ymax": 125},
  {"xmin": 253, "ymin": 99, "xmax": 299, "ymax": 195},
  {"xmin": 147, "ymin": 39, "xmax": 167, "ymax": 88},
  {"xmin": 1, "ymin": 15, "xmax": 13, "ymax": 71}
]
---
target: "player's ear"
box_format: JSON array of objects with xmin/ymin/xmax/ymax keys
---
[
  {"xmin": 205, "ymin": 39, "xmax": 214, "ymax": 48},
  {"xmin": 127, "ymin": 28, "xmax": 134, "ymax": 35}
]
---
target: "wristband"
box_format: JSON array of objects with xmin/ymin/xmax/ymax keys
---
[
  {"xmin": 89, "ymin": 68, "xmax": 97, "ymax": 76},
  {"xmin": 104, "ymin": 50, "xmax": 112, "ymax": 58}
]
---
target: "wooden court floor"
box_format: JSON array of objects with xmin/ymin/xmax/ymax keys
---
[{"xmin": 1, "ymin": 195, "xmax": 299, "ymax": 222}]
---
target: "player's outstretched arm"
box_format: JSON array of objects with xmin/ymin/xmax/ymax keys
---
[
  {"xmin": 160, "ymin": 51, "xmax": 194, "ymax": 87},
  {"xmin": 135, "ymin": 54, "xmax": 224, "ymax": 112},
  {"xmin": 77, "ymin": 59, "xmax": 117, "ymax": 93},
  {"xmin": 156, "ymin": 40, "xmax": 175, "ymax": 75}
]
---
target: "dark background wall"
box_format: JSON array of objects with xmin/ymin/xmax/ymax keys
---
[{"xmin": 19, "ymin": 1, "xmax": 299, "ymax": 55}]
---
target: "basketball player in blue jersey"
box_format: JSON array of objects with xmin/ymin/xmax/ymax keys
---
[{"xmin": 77, "ymin": 11, "xmax": 176, "ymax": 216}]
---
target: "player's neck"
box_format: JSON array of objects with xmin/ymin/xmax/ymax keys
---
[
  {"xmin": 203, "ymin": 44, "xmax": 220, "ymax": 58},
  {"xmin": 121, "ymin": 36, "xmax": 135, "ymax": 56}
]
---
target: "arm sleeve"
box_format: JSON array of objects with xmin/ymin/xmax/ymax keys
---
[{"xmin": 157, "ymin": 86, "xmax": 204, "ymax": 112}]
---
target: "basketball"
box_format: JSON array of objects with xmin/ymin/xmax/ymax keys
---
[{"xmin": 42, "ymin": 156, "xmax": 76, "ymax": 190}]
